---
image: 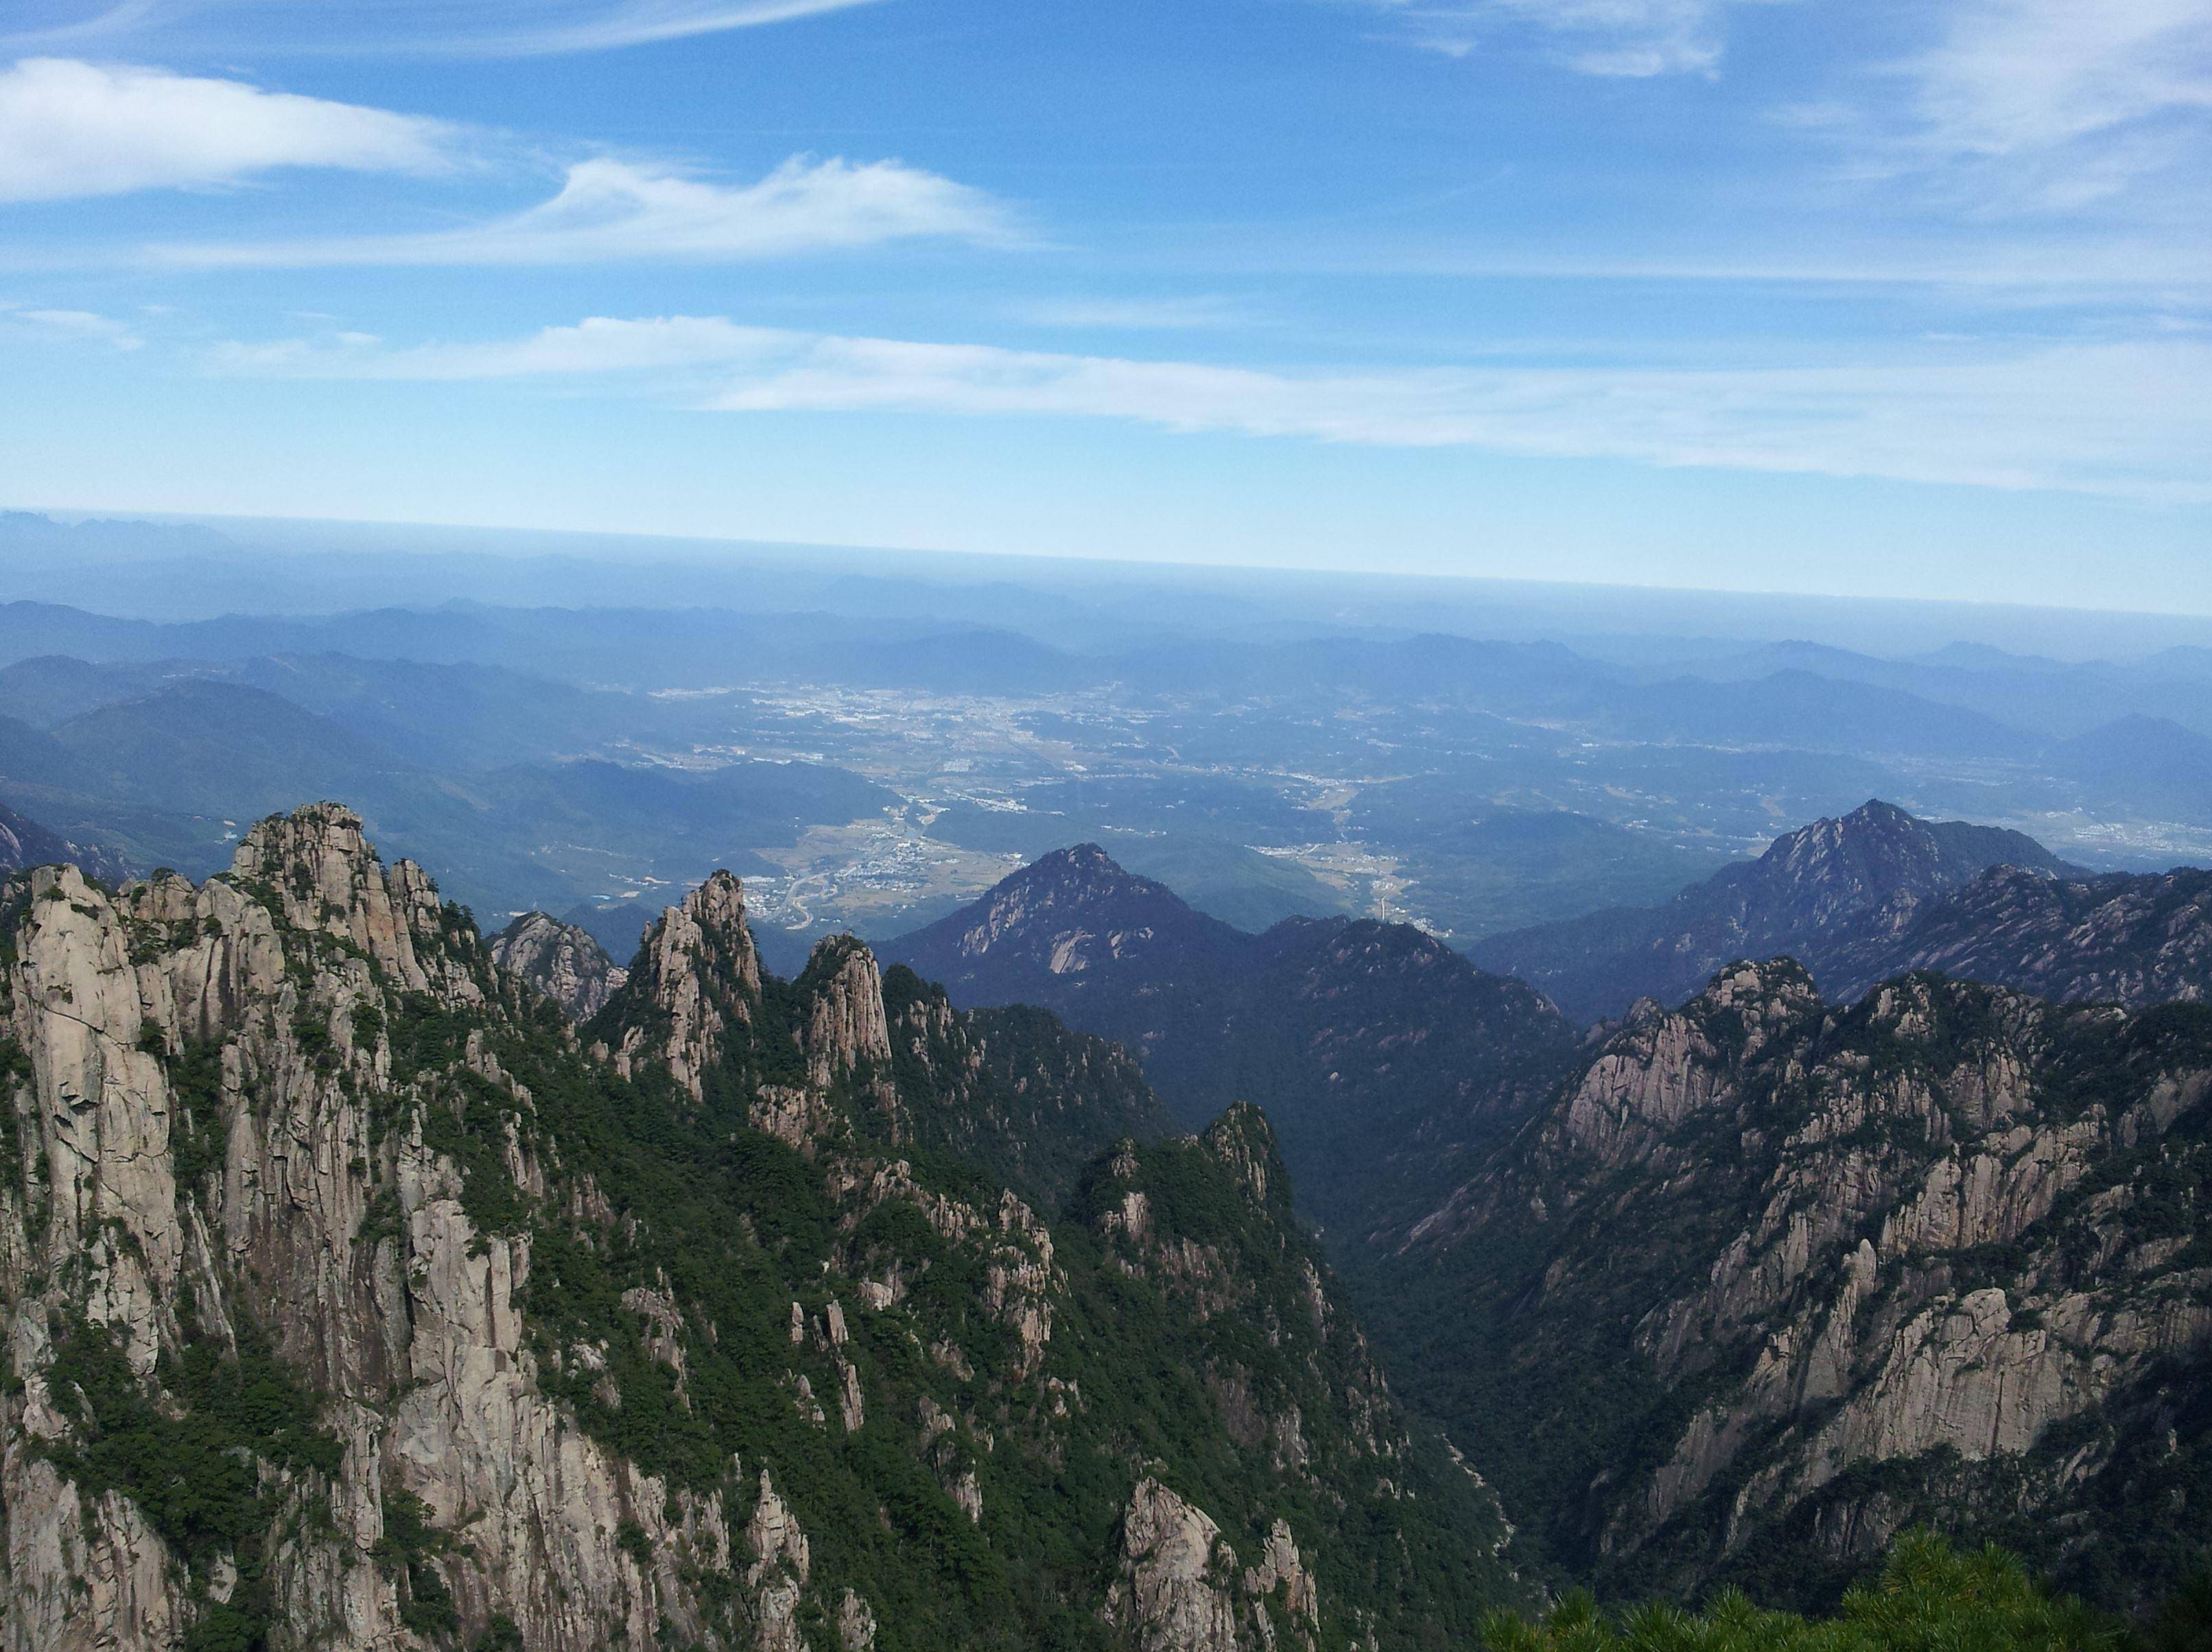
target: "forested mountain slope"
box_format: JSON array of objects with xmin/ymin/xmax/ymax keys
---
[
  {"xmin": 0, "ymin": 803, "xmax": 1518, "ymax": 1652},
  {"xmin": 887, "ymin": 844, "xmax": 1578, "ymax": 1231},
  {"xmin": 1366, "ymin": 959, "xmax": 2212, "ymax": 1614},
  {"xmin": 0, "ymin": 795, "xmax": 127, "ymax": 882}
]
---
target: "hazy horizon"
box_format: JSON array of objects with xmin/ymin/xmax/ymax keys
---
[{"xmin": 12, "ymin": 507, "xmax": 2212, "ymax": 661}]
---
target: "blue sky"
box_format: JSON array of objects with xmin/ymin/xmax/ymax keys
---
[{"xmin": 1, "ymin": 0, "xmax": 2208, "ymax": 610}]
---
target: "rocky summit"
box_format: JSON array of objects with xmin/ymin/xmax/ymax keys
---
[
  {"xmin": 1472, "ymin": 799, "xmax": 2076, "ymax": 1023},
  {"xmin": 489, "ymin": 908, "xmax": 631, "ymax": 1018},
  {"xmin": 0, "ymin": 801, "xmax": 1518, "ymax": 1652}
]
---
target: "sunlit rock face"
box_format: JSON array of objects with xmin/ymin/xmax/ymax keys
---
[
  {"xmin": 1398, "ymin": 954, "xmax": 2212, "ymax": 1612},
  {"xmin": 490, "ymin": 910, "xmax": 629, "ymax": 1019}
]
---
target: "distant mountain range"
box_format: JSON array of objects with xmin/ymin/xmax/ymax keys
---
[
  {"xmin": 1470, "ymin": 800, "xmax": 2082, "ymax": 1022},
  {"xmin": 884, "ymin": 844, "xmax": 1577, "ymax": 1231},
  {"xmin": 0, "ymin": 662, "xmax": 889, "ymax": 917},
  {"xmin": 0, "ymin": 796, "xmax": 128, "ymax": 883}
]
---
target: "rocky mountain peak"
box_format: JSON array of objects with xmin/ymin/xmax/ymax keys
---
[
  {"xmin": 1764, "ymin": 798, "xmax": 2067, "ymax": 903},
  {"xmin": 600, "ymin": 868, "xmax": 764, "ymax": 1100},
  {"xmin": 1460, "ymin": 957, "xmax": 1829, "ymax": 1180},
  {"xmin": 1018, "ymin": 840, "xmax": 1162, "ymax": 886},
  {"xmin": 796, "ymin": 933, "xmax": 893, "ymax": 1088},
  {"xmin": 1200, "ymin": 1100, "xmax": 1291, "ymax": 1215},
  {"xmin": 1758, "ymin": 800, "xmax": 1962, "ymax": 914},
  {"xmin": 225, "ymin": 799, "xmax": 478, "ymax": 1001},
  {"xmin": 1474, "ymin": 801, "xmax": 2073, "ymax": 1022},
  {"xmin": 891, "ymin": 845, "xmax": 1579, "ymax": 1236},
  {"xmin": 895, "ymin": 840, "xmax": 1243, "ymax": 993},
  {"xmin": 490, "ymin": 910, "xmax": 628, "ymax": 1019}
]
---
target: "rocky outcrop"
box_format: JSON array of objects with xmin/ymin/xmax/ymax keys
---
[
  {"xmin": 0, "ymin": 806, "xmax": 733, "ymax": 1652},
  {"xmin": 1107, "ymin": 1479, "xmax": 1245, "ymax": 1652},
  {"xmin": 1828, "ymin": 862, "xmax": 2212, "ymax": 1008},
  {"xmin": 1389, "ymin": 956, "xmax": 2212, "ymax": 1609},
  {"xmin": 599, "ymin": 869, "xmax": 760, "ymax": 1100},
  {"xmin": 491, "ymin": 910, "xmax": 628, "ymax": 1018},
  {"xmin": 797, "ymin": 935, "xmax": 893, "ymax": 1089},
  {"xmin": 1105, "ymin": 1481, "xmax": 1322, "ymax": 1652}
]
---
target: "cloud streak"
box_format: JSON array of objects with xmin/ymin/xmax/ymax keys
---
[
  {"xmin": 3, "ymin": 0, "xmax": 885, "ymax": 58},
  {"xmin": 1905, "ymin": 0, "xmax": 2212, "ymax": 160},
  {"xmin": 152, "ymin": 154, "xmax": 1011, "ymax": 268},
  {"xmin": 0, "ymin": 299, "xmax": 141, "ymax": 347},
  {"xmin": 212, "ymin": 314, "xmax": 2212, "ymax": 504},
  {"xmin": 1343, "ymin": 0, "xmax": 1785, "ymax": 77},
  {"xmin": 1786, "ymin": 0, "xmax": 2212, "ymax": 216},
  {"xmin": 0, "ymin": 57, "xmax": 459, "ymax": 202}
]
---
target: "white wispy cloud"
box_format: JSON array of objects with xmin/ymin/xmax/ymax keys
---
[
  {"xmin": 0, "ymin": 298, "xmax": 141, "ymax": 346},
  {"xmin": 152, "ymin": 153, "xmax": 1010, "ymax": 268},
  {"xmin": 1788, "ymin": 0, "xmax": 2212, "ymax": 215},
  {"xmin": 3, "ymin": 0, "xmax": 885, "ymax": 58},
  {"xmin": 449, "ymin": 0, "xmax": 888, "ymax": 56},
  {"xmin": 209, "ymin": 314, "xmax": 2212, "ymax": 504},
  {"xmin": 0, "ymin": 58, "xmax": 459, "ymax": 203},
  {"xmin": 1906, "ymin": 0, "xmax": 2212, "ymax": 159},
  {"xmin": 1343, "ymin": 0, "xmax": 1783, "ymax": 77}
]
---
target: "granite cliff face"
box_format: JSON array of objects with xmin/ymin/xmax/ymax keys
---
[
  {"xmin": 489, "ymin": 909, "xmax": 630, "ymax": 1018},
  {"xmin": 1828, "ymin": 862, "xmax": 2212, "ymax": 1009},
  {"xmin": 0, "ymin": 805, "xmax": 718, "ymax": 1652},
  {"xmin": 0, "ymin": 803, "xmax": 1519, "ymax": 1651},
  {"xmin": 889, "ymin": 845, "xmax": 1577, "ymax": 1233},
  {"xmin": 1378, "ymin": 958, "xmax": 2212, "ymax": 1609},
  {"xmin": 1472, "ymin": 801, "xmax": 2075, "ymax": 1023}
]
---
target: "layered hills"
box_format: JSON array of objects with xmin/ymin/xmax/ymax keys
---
[
  {"xmin": 0, "ymin": 803, "xmax": 1516, "ymax": 1651},
  {"xmin": 1468, "ymin": 798, "xmax": 2212, "ymax": 1022},
  {"xmin": 886, "ymin": 845, "xmax": 1579, "ymax": 1230},
  {"xmin": 885, "ymin": 821, "xmax": 2212, "ymax": 1618}
]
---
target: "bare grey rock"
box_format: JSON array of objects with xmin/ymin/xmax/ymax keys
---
[{"xmin": 491, "ymin": 910, "xmax": 628, "ymax": 1019}]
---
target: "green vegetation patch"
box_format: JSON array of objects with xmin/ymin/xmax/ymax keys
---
[{"xmin": 42, "ymin": 1314, "xmax": 343, "ymax": 1652}]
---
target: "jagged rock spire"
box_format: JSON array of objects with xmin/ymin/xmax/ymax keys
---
[
  {"xmin": 799, "ymin": 934, "xmax": 893, "ymax": 1089},
  {"xmin": 607, "ymin": 870, "xmax": 762, "ymax": 1100},
  {"xmin": 1200, "ymin": 1100, "xmax": 1290, "ymax": 1215},
  {"xmin": 227, "ymin": 801, "xmax": 477, "ymax": 1002}
]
